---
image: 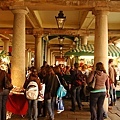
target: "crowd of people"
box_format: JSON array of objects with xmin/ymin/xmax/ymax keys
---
[
  {"xmin": 0, "ymin": 59, "xmax": 118, "ymax": 120},
  {"xmin": 24, "ymin": 59, "xmax": 118, "ymax": 120}
]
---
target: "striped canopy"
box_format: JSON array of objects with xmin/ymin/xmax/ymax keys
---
[
  {"xmin": 64, "ymin": 47, "xmax": 94, "ymax": 56},
  {"xmin": 65, "ymin": 44, "xmax": 120, "ymax": 57}
]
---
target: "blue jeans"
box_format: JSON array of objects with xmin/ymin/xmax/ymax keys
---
[
  {"xmin": 47, "ymin": 97, "xmax": 55, "ymax": 119},
  {"xmin": 90, "ymin": 92, "xmax": 106, "ymax": 120},
  {"xmin": 0, "ymin": 89, "xmax": 9, "ymax": 120},
  {"xmin": 28, "ymin": 100, "xmax": 38, "ymax": 120},
  {"xmin": 109, "ymin": 85, "xmax": 116, "ymax": 105},
  {"xmin": 71, "ymin": 86, "xmax": 82, "ymax": 110}
]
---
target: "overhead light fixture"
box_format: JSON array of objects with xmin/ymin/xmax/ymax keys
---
[
  {"xmin": 59, "ymin": 46, "xmax": 63, "ymax": 50},
  {"xmin": 58, "ymin": 35, "xmax": 64, "ymax": 44},
  {"xmin": 55, "ymin": 11, "xmax": 66, "ymax": 29}
]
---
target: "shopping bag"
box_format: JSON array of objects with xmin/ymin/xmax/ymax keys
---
[
  {"xmin": 57, "ymin": 98, "xmax": 64, "ymax": 112},
  {"xmin": 38, "ymin": 83, "xmax": 45, "ymax": 101}
]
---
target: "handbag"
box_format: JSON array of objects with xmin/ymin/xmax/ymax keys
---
[
  {"xmin": 56, "ymin": 75, "xmax": 67, "ymax": 98},
  {"xmin": 4, "ymin": 73, "xmax": 13, "ymax": 90},
  {"xmin": 85, "ymin": 74, "xmax": 96, "ymax": 95},
  {"xmin": 88, "ymin": 75, "xmax": 96, "ymax": 89}
]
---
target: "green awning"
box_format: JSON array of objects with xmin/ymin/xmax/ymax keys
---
[
  {"xmin": 64, "ymin": 44, "xmax": 120, "ymax": 57},
  {"xmin": 81, "ymin": 44, "xmax": 120, "ymax": 57},
  {"xmin": 64, "ymin": 48, "xmax": 94, "ymax": 56}
]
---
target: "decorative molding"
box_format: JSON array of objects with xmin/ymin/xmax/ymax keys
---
[
  {"xmin": 1, "ymin": 0, "xmax": 120, "ymax": 12},
  {"xmin": 0, "ymin": 28, "xmax": 120, "ymax": 37}
]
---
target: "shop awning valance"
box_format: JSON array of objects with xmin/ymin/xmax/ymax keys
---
[
  {"xmin": 108, "ymin": 45, "xmax": 120, "ymax": 57},
  {"xmin": 65, "ymin": 44, "xmax": 120, "ymax": 57},
  {"xmin": 64, "ymin": 47, "xmax": 94, "ymax": 56}
]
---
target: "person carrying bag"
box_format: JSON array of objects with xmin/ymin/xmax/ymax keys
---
[
  {"xmin": 56, "ymin": 75, "xmax": 67, "ymax": 113},
  {"xmin": 0, "ymin": 67, "xmax": 13, "ymax": 120},
  {"xmin": 87, "ymin": 62, "xmax": 109, "ymax": 120}
]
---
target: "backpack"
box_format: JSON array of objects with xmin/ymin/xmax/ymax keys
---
[{"xmin": 26, "ymin": 81, "xmax": 39, "ymax": 100}]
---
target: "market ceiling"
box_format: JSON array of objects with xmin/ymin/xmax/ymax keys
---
[{"xmin": 1, "ymin": 0, "xmax": 120, "ymax": 56}]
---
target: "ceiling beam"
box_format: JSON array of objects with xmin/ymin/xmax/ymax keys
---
[
  {"xmin": 108, "ymin": 36, "xmax": 120, "ymax": 43},
  {"xmin": 25, "ymin": 1, "xmax": 120, "ymax": 12},
  {"xmin": 1, "ymin": 28, "xmax": 120, "ymax": 37},
  {"xmin": 26, "ymin": 10, "xmax": 39, "ymax": 28},
  {"xmin": 1, "ymin": 1, "xmax": 120, "ymax": 12},
  {"xmin": 79, "ymin": 11, "xmax": 89, "ymax": 29}
]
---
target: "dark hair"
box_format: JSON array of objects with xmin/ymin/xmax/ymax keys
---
[
  {"xmin": 109, "ymin": 59, "xmax": 113, "ymax": 64},
  {"xmin": 74, "ymin": 63, "xmax": 79, "ymax": 69},
  {"xmin": 46, "ymin": 66, "xmax": 55, "ymax": 75},
  {"xmin": 43, "ymin": 61, "xmax": 47, "ymax": 66},
  {"xmin": 30, "ymin": 66, "xmax": 36, "ymax": 72},
  {"xmin": 96, "ymin": 62, "xmax": 106, "ymax": 73}
]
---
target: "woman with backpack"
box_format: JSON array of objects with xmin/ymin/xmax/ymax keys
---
[{"xmin": 23, "ymin": 67, "xmax": 42, "ymax": 120}]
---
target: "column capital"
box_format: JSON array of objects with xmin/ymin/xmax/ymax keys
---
[
  {"xmin": 10, "ymin": 6, "xmax": 29, "ymax": 15},
  {"xmin": 34, "ymin": 34, "xmax": 42, "ymax": 39},
  {"xmin": 33, "ymin": 28, "xmax": 43, "ymax": 36},
  {"xmin": 26, "ymin": 48, "xmax": 31, "ymax": 52},
  {"xmin": 1, "ymin": 38, "xmax": 9, "ymax": 42},
  {"xmin": 92, "ymin": 9, "xmax": 109, "ymax": 16}
]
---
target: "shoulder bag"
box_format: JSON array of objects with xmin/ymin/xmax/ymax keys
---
[
  {"xmin": 56, "ymin": 75, "xmax": 67, "ymax": 98},
  {"xmin": 85, "ymin": 74, "xmax": 96, "ymax": 96}
]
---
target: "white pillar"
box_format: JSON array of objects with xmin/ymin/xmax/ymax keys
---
[
  {"xmin": 11, "ymin": 9, "xmax": 28, "ymax": 87},
  {"xmin": 94, "ymin": 10, "xmax": 109, "ymax": 113}
]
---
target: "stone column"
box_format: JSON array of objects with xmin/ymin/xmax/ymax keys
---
[
  {"xmin": 25, "ymin": 49, "xmax": 31, "ymax": 70},
  {"xmin": 11, "ymin": 8, "xmax": 28, "ymax": 87},
  {"xmin": 44, "ymin": 40, "xmax": 47, "ymax": 61},
  {"xmin": 34, "ymin": 34, "xmax": 42, "ymax": 71},
  {"xmin": 50, "ymin": 51, "xmax": 53, "ymax": 66},
  {"xmin": 47, "ymin": 47, "xmax": 50, "ymax": 65},
  {"xmin": 25, "ymin": 49, "xmax": 28, "ymax": 70},
  {"xmin": 52, "ymin": 54, "xmax": 55, "ymax": 66},
  {"xmin": 93, "ymin": 10, "xmax": 109, "ymax": 113},
  {"xmin": 2, "ymin": 39, "xmax": 9, "ymax": 53},
  {"xmin": 81, "ymin": 36, "xmax": 88, "ymax": 45},
  {"xmin": 67, "ymin": 58, "xmax": 71, "ymax": 66},
  {"xmin": 28, "ymin": 50, "xmax": 32, "ymax": 67}
]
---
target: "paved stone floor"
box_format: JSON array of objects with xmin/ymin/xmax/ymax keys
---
[{"xmin": 8, "ymin": 98, "xmax": 120, "ymax": 120}]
